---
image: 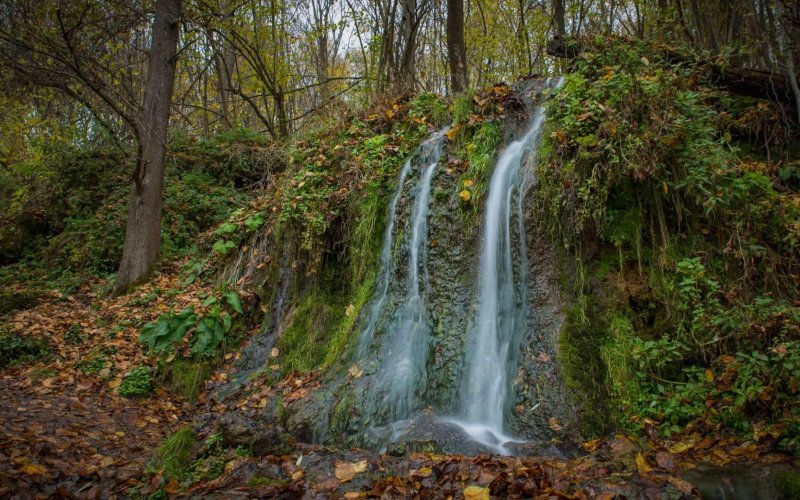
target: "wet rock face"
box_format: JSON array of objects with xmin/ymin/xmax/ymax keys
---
[
  {"xmin": 506, "ymin": 184, "xmax": 576, "ymax": 441},
  {"xmin": 218, "ymin": 411, "xmax": 295, "ymax": 456},
  {"xmin": 222, "ymin": 79, "xmax": 578, "ymax": 456},
  {"xmin": 424, "ymin": 163, "xmax": 479, "ymax": 410},
  {"xmin": 386, "ymin": 413, "xmax": 496, "ymax": 456}
]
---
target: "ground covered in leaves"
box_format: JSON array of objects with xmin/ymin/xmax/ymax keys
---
[
  {"xmin": 0, "ymin": 265, "xmax": 798, "ymax": 498},
  {"xmin": 0, "ymin": 270, "xmax": 210, "ymax": 497}
]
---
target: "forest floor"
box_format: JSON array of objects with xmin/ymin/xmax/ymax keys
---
[{"xmin": 0, "ymin": 268, "xmax": 798, "ymax": 498}]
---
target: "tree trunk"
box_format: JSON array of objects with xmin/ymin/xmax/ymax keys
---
[
  {"xmin": 398, "ymin": 0, "xmax": 418, "ymax": 91},
  {"xmin": 553, "ymin": 0, "xmax": 566, "ymax": 38},
  {"xmin": 114, "ymin": 0, "xmax": 181, "ymax": 295},
  {"xmin": 446, "ymin": 0, "xmax": 468, "ymax": 93}
]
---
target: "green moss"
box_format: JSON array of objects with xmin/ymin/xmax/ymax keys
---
[
  {"xmin": 461, "ymin": 121, "xmax": 502, "ymax": 210},
  {"xmin": 158, "ymin": 358, "xmax": 214, "ymax": 402},
  {"xmin": 600, "ymin": 313, "xmax": 644, "ymax": 426},
  {"xmin": 409, "ymin": 93, "xmax": 450, "ymax": 127},
  {"xmin": 151, "ymin": 427, "xmax": 196, "ymax": 480},
  {"xmin": 119, "ymin": 366, "xmax": 152, "ymax": 397},
  {"xmin": 279, "ymin": 290, "xmax": 343, "ymax": 374},
  {"xmin": 558, "ymin": 300, "xmax": 610, "ymax": 437},
  {"xmin": 775, "ymin": 469, "xmax": 800, "ymax": 498},
  {"xmin": 330, "ymin": 385, "xmax": 356, "ymax": 435}
]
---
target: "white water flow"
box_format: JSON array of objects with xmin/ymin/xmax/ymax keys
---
[
  {"xmin": 356, "ymin": 129, "xmax": 447, "ymax": 359},
  {"xmin": 379, "ymin": 143, "xmax": 441, "ymax": 420},
  {"xmin": 455, "ymin": 79, "xmax": 559, "ymax": 452},
  {"xmin": 356, "ymin": 156, "xmax": 413, "ymax": 357}
]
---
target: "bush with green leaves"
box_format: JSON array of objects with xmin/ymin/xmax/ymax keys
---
[
  {"xmin": 139, "ymin": 290, "xmax": 243, "ymax": 358},
  {"xmin": 119, "ymin": 366, "xmax": 152, "ymax": 397},
  {"xmin": 541, "ymin": 38, "xmax": 800, "ymax": 445},
  {"xmin": 0, "ymin": 131, "xmax": 255, "ymax": 279}
]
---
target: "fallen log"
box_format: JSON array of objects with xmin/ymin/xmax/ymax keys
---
[{"xmin": 546, "ymin": 37, "xmax": 798, "ymax": 107}]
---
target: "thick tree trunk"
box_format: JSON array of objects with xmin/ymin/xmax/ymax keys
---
[
  {"xmin": 114, "ymin": 0, "xmax": 181, "ymax": 295},
  {"xmin": 446, "ymin": 0, "xmax": 468, "ymax": 93}
]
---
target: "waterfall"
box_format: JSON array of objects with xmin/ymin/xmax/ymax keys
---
[
  {"xmin": 455, "ymin": 79, "xmax": 561, "ymax": 452},
  {"xmin": 357, "ymin": 128, "xmax": 447, "ymax": 421},
  {"xmin": 356, "ymin": 154, "xmax": 413, "ymax": 358}
]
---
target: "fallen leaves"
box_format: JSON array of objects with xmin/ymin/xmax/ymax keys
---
[
  {"xmin": 335, "ymin": 460, "xmax": 368, "ymax": 482},
  {"xmin": 0, "ymin": 272, "xmax": 200, "ymax": 496},
  {"xmin": 635, "ymin": 453, "xmax": 653, "ymax": 474},
  {"xmin": 20, "ymin": 463, "xmax": 48, "ymax": 475},
  {"xmin": 348, "ymin": 364, "xmax": 363, "ymax": 379},
  {"xmin": 463, "ymin": 485, "xmax": 490, "ymax": 499},
  {"xmin": 548, "ymin": 417, "xmax": 563, "ymax": 432}
]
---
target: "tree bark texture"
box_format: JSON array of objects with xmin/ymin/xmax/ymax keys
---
[
  {"xmin": 446, "ymin": 0, "xmax": 468, "ymax": 93},
  {"xmin": 115, "ymin": 0, "xmax": 181, "ymax": 295}
]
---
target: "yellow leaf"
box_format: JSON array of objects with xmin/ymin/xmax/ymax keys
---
[
  {"xmin": 459, "ymin": 190, "xmax": 471, "ymax": 202},
  {"xmin": 636, "ymin": 453, "xmax": 653, "ymax": 474},
  {"xmin": 345, "ymin": 304, "xmax": 355, "ymax": 316},
  {"xmin": 704, "ymin": 368, "xmax": 714, "ymax": 383},
  {"xmin": 385, "ymin": 109, "xmax": 395, "ymax": 120},
  {"xmin": 445, "ymin": 127, "xmax": 459, "ymax": 141},
  {"xmin": 348, "ymin": 364, "xmax": 363, "ymax": 379},
  {"xmin": 581, "ymin": 439, "xmax": 601, "ymax": 451},
  {"xmin": 107, "ymin": 378, "xmax": 122, "ymax": 389},
  {"xmin": 668, "ymin": 441, "xmax": 692, "ymax": 454},
  {"xmin": 335, "ymin": 460, "xmax": 368, "ymax": 482},
  {"xmin": 20, "ymin": 463, "xmax": 47, "ymax": 475},
  {"xmin": 416, "ymin": 467, "xmax": 433, "ymax": 478},
  {"xmin": 462, "ymin": 179, "xmax": 474, "ymax": 187},
  {"xmin": 291, "ymin": 470, "xmax": 305, "ymax": 480},
  {"xmin": 463, "ymin": 485, "xmax": 490, "ymax": 500}
]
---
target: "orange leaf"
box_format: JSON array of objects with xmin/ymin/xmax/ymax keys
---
[{"xmin": 21, "ymin": 463, "xmax": 48, "ymax": 475}]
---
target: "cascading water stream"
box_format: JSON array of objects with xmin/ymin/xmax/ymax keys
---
[
  {"xmin": 356, "ymin": 154, "xmax": 413, "ymax": 358},
  {"xmin": 356, "ymin": 128, "xmax": 447, "ymax": 421},
  {"xmin": 454, "ymin": 78, "xmax": 561, "ymax": 453}
]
